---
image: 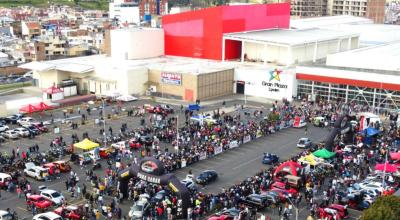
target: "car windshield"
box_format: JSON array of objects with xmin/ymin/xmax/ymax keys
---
[
  {"xmin": 298, "ymin": 140, "xmax": 305, "ymax": 144},
  {"xmin": 51, "ymin": 192, "xmax": 61, "ymax": 197}
]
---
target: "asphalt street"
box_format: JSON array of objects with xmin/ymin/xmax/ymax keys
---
[{"xmin": 0, "ymin": 99, "xmax": 363, "ymax": 220}]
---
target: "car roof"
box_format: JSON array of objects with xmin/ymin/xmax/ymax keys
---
[
  {"xmin": 41, "ymin": 189, "xmax": 57, "ymax": 194},
  {"xmin": 35, "ymin": 212, "xmax": 62, "ymax": 218},
  {"xmin": 0, "ymin": 210, "xmax": 9, "ymax": 215},
  {"xmin": 0, "ymin": 173, "xmax": 11, "ymax": 178}
]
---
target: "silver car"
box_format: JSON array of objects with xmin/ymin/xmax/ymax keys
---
[
  {"xmin": 13, "ymin": 128, "xmax": 30, "ymax": 137},
  {"xmin": 2, "ymin": 130, "xmax": 19, "ymax": 139}
]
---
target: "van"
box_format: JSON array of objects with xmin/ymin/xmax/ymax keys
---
[{"xmin": 0, "ymin": 173, "xmax": 12, "ymax": 189}]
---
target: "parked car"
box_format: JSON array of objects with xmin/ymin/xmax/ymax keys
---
[
  {"xmin": 0, "ymin": 125, "xmax": 8, "ymax": 132},
  {"xmin": 33, "ymin": 124, "xmax": 49, "ymax": 133},
  {"xmin": 23, "ymin": 125, "xmax": 40, "ymax": 135},
  {"xmin": 17, "ymin": 117, "xmax": 37, "ymax": 126},
  {"xmin": 33, "ymin": 212, "xmax": 63, "ymax": 220},
  {"xmin": 54, "ymin": 205, "xmax": 82, "ymax": 220},
  {"xmin": 40, "ymin": 189, "xmax": 65, "ymax": 206},
  {"xmin": 297, "ymin": 137, "xmax": 312, "ymax": 148},
  {"xmin": 26, "ymin": 195, "xmax": 53, "ymax": 212},
  {"xmin": 4, "ymin": 114, "xmax": 23, "ymax": 124},
  {"xmin": 13, "ymin": 127, "xmax": 30, "ymax": 137},
  {"xmin": 24, "ymin": 162, "xmax": 49, "ymax": 180},
  {"xmin": 238, "ymin": 193, "xmax": 271, "ymax": 209},
  {"xmin": 2, "ymin": 130, "xmax": 19, "ymax": 139},
  {"xmin": 195, "ymin": 170, "xmax": 218, "ymax": 186},
  {"xmin": 0, "ymin": 210, "xmax": 13, "ymax": 220},
  {"xmin": 270, "ymin": 182, "xmax": 298, "ymax": 197},
  {"xmin": 139, "ymin": 135, "xmax": 153, "ymax": 146},
  {"xmin": 262, "ymin": 153, "xmax": 279, "ymax": 164}
]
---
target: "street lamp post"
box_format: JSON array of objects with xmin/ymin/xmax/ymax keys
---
[
  {"xmin": 286, "ymin": 196, "xmax": 298, "ymax": 220},
  {"xmin": 101, "ymin": 98, "xmax": 107, "ymax": 147}
]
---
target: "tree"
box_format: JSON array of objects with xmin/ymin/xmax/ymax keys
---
[{"xmin": 360, "ymin": 196, "xmax": 400, "ymax": 220}]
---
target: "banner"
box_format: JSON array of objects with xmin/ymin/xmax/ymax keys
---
[
  {"xmin": 199, "ymin": 152, "xmax": 207, "ymax": 160},
  {"xmin": 243, "ymin": 135, "xmax": 251, "ymax": 144},
  {"xmin": 181, "ymin": 159, "xmax": 187, "ymax": 168},
  {"xmin": 214, "ymin": 146, "xmax": 223, "ymax": 155},
  {"xmin": 161, "ymin": 72, "xmax": 182, "ymax": 85},
  {"xmin": 229, "ymin": 140, "xmax": 239, "ymax": 149}
]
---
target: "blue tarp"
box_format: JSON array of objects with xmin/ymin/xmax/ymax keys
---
[
  {"xmin": 364, "ymin": 127, "xmax": 380, "ymax": 137},
  {"xmin": 188, "ymin": 104, "xmax": 200, "ymax": 111}
]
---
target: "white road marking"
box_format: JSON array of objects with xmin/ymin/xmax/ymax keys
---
[{"xmin": 231, "ymin": 155, "xmax": 263, "ymax": 170}]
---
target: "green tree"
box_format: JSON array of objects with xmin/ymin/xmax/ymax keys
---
[
  {"xmin": 360, "ymin": 196, "xmax": 400, "ymax": 220},
  {"xmin": 74, "ymin": 0, "xmax": 80, "ymax": 5}
]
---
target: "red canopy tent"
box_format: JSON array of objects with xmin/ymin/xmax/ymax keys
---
[
  {"xmin": 274, "ymin": 161, "xmax": 303, "ymax": 176},
  {"xmin": 390, "ymin": 152, "xmax": 400, "ymax": 160},
  {"xmin": 375, "ymin": 162, "xmax": 398, "ymax": 173},
  {"xmin": 19, "ymin": 102, "xmax": 54, "ymax": 114},
  {"xmin": 19, "ymin": 104, "xmax": 40, "ymax": 114}
]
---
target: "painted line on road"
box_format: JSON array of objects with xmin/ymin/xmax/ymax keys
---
[{"xmin": 231, "ymin": 155, "xmax": 263, "ymax": 170}]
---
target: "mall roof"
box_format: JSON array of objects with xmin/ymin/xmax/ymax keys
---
[
  {"xmin": 19, "ymin": 55, "xmax": 234, "ymax": 76},
  {"xmin": 290, "ymin": 15, "xmax": 373, "ymax": 29},
  {"xmin": 223, "ymin": 28, "xmax": 359, "ymax": 46},
  {"xmin": 326, "ymin": 41, "xmax": 400, "ymax": 72}
]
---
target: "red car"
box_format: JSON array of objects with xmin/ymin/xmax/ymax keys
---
[
  {"xmin": 270, "ymin": 182, "xmax": 298, "ymax": 197},
  {"xmin": 54, "ymin": 205, "xmax": 82, "ymax": 220},
  {"xmin": 33, "ymin": 124, "xmax": 48, "ymax": 133},
  {"xmin": 128, "ymin": 138, "xmax": 142, "ymax": 150},
  {"xmin": 26, "ymin": 195, "xmax": 53, "ymax": 211}
]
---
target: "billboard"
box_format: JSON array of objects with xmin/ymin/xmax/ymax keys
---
[{"xmin": 161, "ymin": 72, "xmax": 182, "ymax": 85}]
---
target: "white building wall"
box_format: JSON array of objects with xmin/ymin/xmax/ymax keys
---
[
  {"xmin": 109, "ymin": 3, "xmax": 140, "ymax": 24},
  {"xmin": 111, "ymin": 28, "xmax": 164, "ymax": 60},
  {"xmin": 118, "ymin": 67, "xmax": 148, "ymax": 96},
  {"xmin": 234, "ymin": 66, "xmax": 296, "ymax": 101}
]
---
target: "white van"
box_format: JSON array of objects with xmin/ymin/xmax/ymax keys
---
[{"xmin": 24, "ymin": 162, "xmax": 49, "ymax": 180}]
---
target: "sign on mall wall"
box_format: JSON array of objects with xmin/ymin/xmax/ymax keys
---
[
  {"xmin": 234, "ymin": 67, "xmax": 295, "ymax": 101},
  {"xmin": 161, "ymin": 72, "xmax": 182, "ymax": 85}
]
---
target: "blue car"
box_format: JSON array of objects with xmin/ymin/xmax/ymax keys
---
[{"xmin": 262, "ymin": 153, "xmax": 279, "ymax": 164}]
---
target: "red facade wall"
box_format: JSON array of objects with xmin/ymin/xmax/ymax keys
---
[{"xmin": 162, "ymin": 3, "xmax": 290, "ymax": 60}]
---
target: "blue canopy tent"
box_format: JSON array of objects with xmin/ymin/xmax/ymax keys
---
[{"xmin": 364, "ymin": 127, "xmax": 380, "ymax": 145}]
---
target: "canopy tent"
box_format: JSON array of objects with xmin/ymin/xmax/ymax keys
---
[
  {"xmin": 364, "ymin": 127, "xmax": 380, "ymax": 137},
  {"xmin": 390, "ymin": 152, "xmax": 400, "ymax": 160},
  {"xmin": 33, "ymin": 102, "xmax": 53, "ymax": 111},
  {"xmin": 274, "ymin": 161, "xmax": 302, "ymax": 176},
  {"xmin": 298, "ymin": 154, "xmax": 324, "ymax": 166},
  {"xmin": 313, "ymin": 148, "xmax": 336, "ymax": 159},
  {"xmin": 73, "ymin": 138, "xmax": 99, "ymax": 151},
  {"xmin": 102, "ymin": 90, "xmax": 121, "ymax": 99},
  {"xmin": 116, "ymin": 95, "xmax": 138, "ymax": 102},
  {"xmin": 19, "ymin": 104, "xmax": 40, "ymax": 114},
  {"xmin": 375, "ymin": 162, "xmax": 398, "ymax": 173}
]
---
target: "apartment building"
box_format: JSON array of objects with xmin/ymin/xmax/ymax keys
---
[
  {"xmin": 291, "ymin": 0, "xmax": 328, "ymax": 17},
  {"xmin": 328, "ymin": 0, "xmax": 385, "ymax": 23}
]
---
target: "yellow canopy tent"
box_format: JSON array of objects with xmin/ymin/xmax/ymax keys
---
[
  {"xmin": 73, "ymin": 138, "xmax": 100, "ymax": 151},
  {"xmin": 298, "ymin": 154, "xmax": 323, "ymax": 166}
]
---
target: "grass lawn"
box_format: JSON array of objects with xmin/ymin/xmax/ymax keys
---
[
  {"xmin": 0, "ymin": 82, "xmax": 32, "ymax": 92},
  {"xmin": 0, "ymin": 0, "xmax": 108, "ymax": 10}
]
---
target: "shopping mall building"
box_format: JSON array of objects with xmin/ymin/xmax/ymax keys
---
[{"xmin": 20, "ymin": 3, "xmax": 400, "ymax": 110}]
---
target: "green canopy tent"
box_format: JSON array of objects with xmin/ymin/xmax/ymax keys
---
[{"xmin": 313, "ymin": 148, "xmax": 336, "ymax": 159}]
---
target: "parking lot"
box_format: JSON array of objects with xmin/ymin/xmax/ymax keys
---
[{"xmin": 0, "ymin": 98, "xmax": 366, "ymax": 220}]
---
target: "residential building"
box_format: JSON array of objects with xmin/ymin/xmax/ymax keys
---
[
  {"xmin": 328, "ymin": 0, "xmax": 385, "ymax": 23},
  {"xmin": 109, "ymin": 0, "xmax": 140, "ymax": 25},
  {"xmin": 291, "ymin": 0, "xmax": 328, "ymax": 17},
  {"xmin": 139, "ymin": 0, "xmax": 168, "ymax": 21},
  {"xmin": 21, "ymin": 21, "xmax": 40, "ymax": 39}
]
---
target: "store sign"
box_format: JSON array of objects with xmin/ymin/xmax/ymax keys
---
[
  {"xmin": 161, "ymin": 72, "xmax": 182, "ymax": 85},
  {"xmin": 214, "ymin": 146, "xmax": 223, "ymax": 155},
  {"xmin": 260, "ymin": 68, "xmax": 288, "ymax": 92},
  {"xmin": 229, "ymin": 140, "xmax": 239, "ymax": 149}
]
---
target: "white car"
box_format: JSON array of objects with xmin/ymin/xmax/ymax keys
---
[
  {"xmin": 181, "ymin": 179, "xmax": 198, "ymax": 191},
  {"xmin": 17, "ymin": 117, "xmax": 37, "ymax": 126},
  {"xmin": 0, "ymin": 125, "xmax": 8, "ymax": 132},
  {"xmin": 33, "ymin": 212, "xmax": 63, "ymax": 220},
  {"xmin": 0, "ymin": 210, "xmax": 13, "ymax": 220},
  {"xmin": 24, "ymin": 162, "xmax": 49, "ymax": 181},
  {"xmin": 297, "ymin": 138, "xmax": 311, "ymax": 148},
  {"xmin": 343, "ymin": 145, "xmax": 355, "ymax": 153},
  {"xmin": 1, "ymin": 130, "xmax": 19, "ymax": 139},
  {"xmin": 13, "ymin": 127, "xmax": 30, "ymax": 137},
  {"xmin": 128, "ymin": 199, "xmax": 150, "ymax": 219},
  {"xmin": 40, "ymin": 189, "xmax": 65, "ymax": 206},
  {"xmin": 358, "ymin": 181, "xmax": 384, "ymax": 192}
]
